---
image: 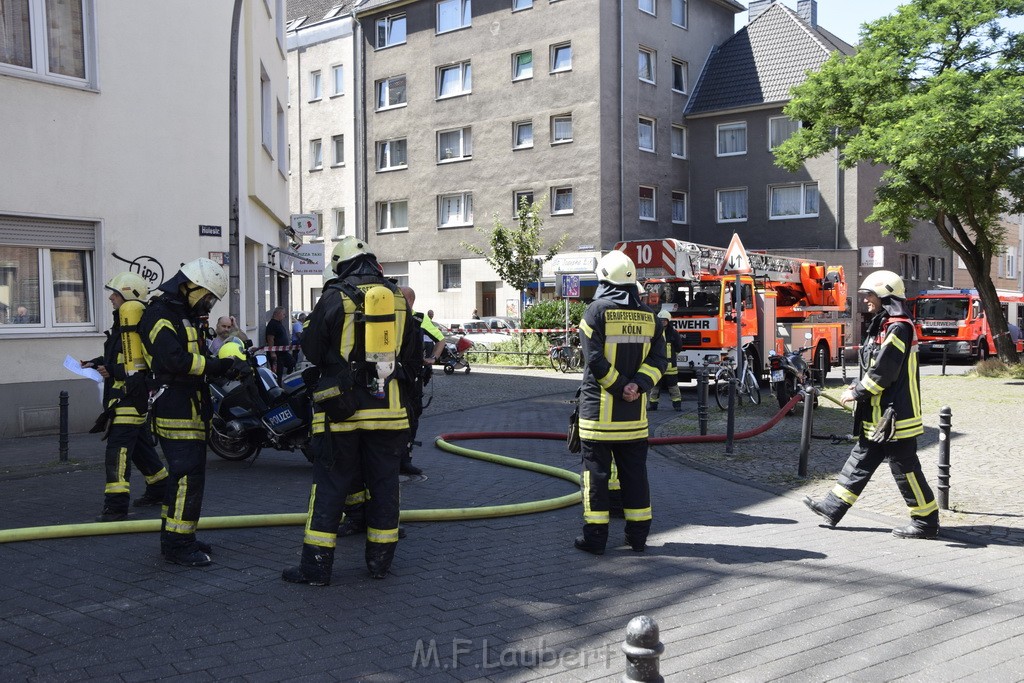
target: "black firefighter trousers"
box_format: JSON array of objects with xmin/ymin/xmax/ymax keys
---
[
  {"xmin": 581, "ymin": 439, "xmax": 652, "ymax": 549},
  {"xmin": 103, "ymin": 423, "xmax": 167, "ymax": 514}
]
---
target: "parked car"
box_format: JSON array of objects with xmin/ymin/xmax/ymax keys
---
[{"xmin": 441, "ymin": 319, "xmax": 516, "ymax": 349}]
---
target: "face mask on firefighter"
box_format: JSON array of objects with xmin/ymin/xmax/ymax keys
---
[{"xmin": 184, "ymin": 284, "xmax": 217, "ymax": 315}]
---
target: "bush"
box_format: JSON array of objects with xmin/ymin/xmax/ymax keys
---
[
  {"xmin": 522, "ymin": 299, "xmax": 585, "ymax": 330},
  {"xmin": 469, "ymin": 335, "xmax": 550, "ymax": 366},
  {"xmin": 969, "ymin": 358, "xmax": 1024, "ymax": 378}
]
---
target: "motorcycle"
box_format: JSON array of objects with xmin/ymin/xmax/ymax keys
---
[
  {"xmin": 768, "ymin": 338, "xmax": 815, "ymax": 414},
  {"xmin": 207, "ymin": 347, "xmax": 314, "ymax": 462}
]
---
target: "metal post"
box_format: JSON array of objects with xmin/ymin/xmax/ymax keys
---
[
  {"xmin": 59, "ymin": 390, "xmax": 69, "ymax": 462},
  {"xmin": 941, "ymin": 344, "xmax": 948, "ymax": 376},
  {"xmin": 840, "ymin": 346, "xmax": 847, "ymax": 384},
  {"xmin": 697, "ymin": 368, "xmax": 709, "ymax": 436},
  {"xmin": 797, "ymin": 386, "xmax": 814, "ymax": 477},
  {"xmin": 622, "ymin": 615, "xmax": 664, "ymax": 683},
  {"xmin": 725, "ymin": 375, "xmax": 736, "ymax": 456},
  {"xmin": 937, "ymin": 405, "xmax": 952, "ymax": 510},
  {"xmin": 818, "ymin": 346, "xmax": 827, "ymax": 387}
]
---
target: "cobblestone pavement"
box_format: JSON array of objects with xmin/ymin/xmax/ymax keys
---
[{"xmin": 0, "ymin": 363, "xmax": 1021, "ymax": 681}]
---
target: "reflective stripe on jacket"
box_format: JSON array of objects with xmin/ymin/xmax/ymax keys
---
[{"xmin": 853, "ymin": 315, "xmax": 923, "ymax": 440}]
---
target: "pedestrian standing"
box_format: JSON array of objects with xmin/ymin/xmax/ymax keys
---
[
  {"xmin": 803, "ymin": 270, "xmax": 940, "ymax": 539},
  {"xmin": 648, "ymin": 309, "xmax": 683, "ymax": 411},
  {"xmin": 264, "ymin": 306, "xmax": 294, "ymax": 381},
  {"xmin": 574, "ymin": 250, "xmax": 666, "ymax": 555}
]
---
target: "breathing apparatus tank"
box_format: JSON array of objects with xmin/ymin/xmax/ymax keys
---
[
  {"xmin": 363, "ymin": 285, "xmax": 397, "ymax": 398},
  {"xmin": 119, "ymin": 300, "xmax": 148, "ymax": 373}
]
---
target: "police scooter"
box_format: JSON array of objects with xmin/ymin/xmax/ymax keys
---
[
  {"xmin": 768, "ymin": 333, "xmax": 815, "ymax": 413},
  {"xmin": 207, "ymin": 339, "xmax": 314, "ymax": 462}
]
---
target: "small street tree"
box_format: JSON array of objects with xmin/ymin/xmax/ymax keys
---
[
  {"xmin": 774, "ymin": 0, "xmax": 1024, "ymax": 363},
  {"xmin": 462, "ymin": 197, "xmax": 566, "ymax": 316}
]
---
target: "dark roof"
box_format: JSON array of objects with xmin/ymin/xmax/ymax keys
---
[
  {"xmin": 685, "ymin": 2, "xmax": 855, "ymax": 116},
  {"xmin": 286, "ymin": 0, "xmax": 355, "ymax": 28}
]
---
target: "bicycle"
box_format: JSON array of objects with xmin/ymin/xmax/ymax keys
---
[
  {"xmin": 548, "ymin": 333, "xmax": 583, "ymax": 373},
  {"xmin": 713, "ymin": 354, "xmax": 761, "ymax": 409}
]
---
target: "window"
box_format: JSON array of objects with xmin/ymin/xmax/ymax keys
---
[
  {"xmin": 377, "ymin": 200, "xmax": 409, "ymax": 232},
  {"xmin": 309, "ymin": 70, "xmax": 322, "ymax": 100},
  {"xmin": 334, "ymin": 209, "xmax": 347, "ymax": 238},
  {"xmin": 671, "ymin": 125, "xmax": 686, "ymax": 158},
  {"xmin": 332, "ymin": 135, "xmax": 345, "ymax": 166},
  {"xmin": 671, "ymin": 0, "xmax": 686, "ymax": 27},
  {"xmin": 513, "ymin": 120, "xmax": 533, "ymax": 149},
  {"xmin": 382, "ymin": 262, "xmax": 409, "ymax": 287},
  {"xmin": 638, "ymin": 117, "xmax": 655, "ymax": 152},
  {"xmin": 439, "ymin": 193, "xmax": 474, "ymax": 227},
  {"xmin": 277, "ymin": 102, "xmax": 287, "ymax": 174},
  {"xmin": 437, "ymin": 0, "xmax": 471, "ymax": 33},
  {"xmin": 0, "ymin": 0, "xmax": 95, "ymax": 87},
  {"xmin": 671, "ymin": 59, "xmax": 687, "ymax": 93},
  {"xmin": 550, "ymin": 42, "xmax": 572, "ymax": 73},
  {"xmin": 769, "ymin": 116, "xmax": 801, "ymax": 149},
  {"xmin": 638, "ymin": 47, "xmax": 655, "ymax": 83},
  {"xmin": 376, "ymin": 138, "xmax": 408, "ymax": 171},
  {"xmin": 376, "ymin": 14, "xmax": 407, "ymax": 48},
  {"xmin": 437, "ymin": 61, "xmax": 472, "ymax": 98},
  {"xmin": 260, "ymin": 65, "xmax": 272, "ymax": 152},
  {"xmin": 769, "ymin": 183, "xmax": 818, "ymax": 219},
  {"xmin": 909, "ymin": 254, "xmax": 920, "ymax": 280},
  {"xmin": 309, "ymin": 139, "xmax": 323, "ymax": 170},
  {"xmin": 639, "ymin": 0, "xmax": 655, "ymax": 15},
  {"xmin": 375, "ymin": 75, "xmax": 407, "ymax": 110},
  {"xmin": 551, "ymin": 114, "xmax": 573, "ymax": 144},
  {"xmin": 717, "ymin": 122, "xmax": 747, "ymax": 156},
  {"xmin": 717, "ymin": 188, "xmax": 747, "ymax": 222},
  {"xmin": 332, "ymin": 65, "xmax": 344, "ymax": 96},
  {"xmin": 513, "ymin": 50, "xmax": 533, "ymax": 80},
  {"xmin": 551, "ymin": 187, "xmax": 574, "ymax": 215},
  {"xmin": 512, "ymin": 0, "xmax": 533, "ymax": 10},
  {"xmin": 672, "ymin": 191, "xmax": 687, "ymax": 224},
  {"xmin": 639, "ymin": 186, "xmax": 656, "ymax": 221},
  {"xmin": 514, "ymin": 190, "xmax": 534, "ymax": 215},
  {"xmin": 1006, "ymin": 246, "xmax": 1017, "ymax": 279},
  {"xmin": 438, "ymin": 127, "xmax": 472, "ymax": 162},
  {"xmin": 442, "ymin": 262, "xmax": 462, "ymax": 290}
]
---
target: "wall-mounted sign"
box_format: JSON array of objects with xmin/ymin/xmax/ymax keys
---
[
  {"xmin": 290, "ymin": 214, "xmax": 320, "ymax": 237},
  {"xmin": 861, "ymin": 246, "xmax": 885, "ymax": 267},
  {"xmin": 292, "ymin": 243, "xmax": 325, "ymax": 275},
  {"xmin": 199, "ymin": 224, "xmax": 222, "ymax": 237},
  {"xmin": 552, "ymin": 255, "xmax": 598, "ymax": 274},
  {"xmin": 208, "ymin": 251, "xmax": 230, "ymax": 266}
]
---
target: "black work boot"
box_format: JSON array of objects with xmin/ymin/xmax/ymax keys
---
[
  {"xmin": 624, "ymin": 520, "xmax": 651, "ymax": 553},
  {"xmin": 337, "ymin": 506, "xmax": 367, "ymax": 537},
  {"xmin": 365, "ymin": 542, "xmax": 397, "ymax": 579},
  {"xmin": 282, "ymin": 544, "xmax": 334, "ymax": 586},
  {"xmin": 802, "ymin": 493, "xmax": 848, "ymax": 528},
  {"xmin": 95, "ymin": 508, "xmax": 128, "ymax": 523},
  {"xmin": 574, "ymin": 524, "xmax": 608, "ymax": 555},
  {"xmin": 648, "ymin": 403, "xmax": 658, "ymax": 411},
  {"xmin": 399, "ymin": 458, "xmax": 423, "ymax": 475},
  {"xmin": 133, "ymin": 482, "xmax": 166, "ymax": 507},
  {"xmin": 672, "ymin": 401, "xmax": 682, "ymax": 412},
  {"xmin": 161, "ymin": 530, "xmax": 211, "ymax": 567},
  {"xmin": 892, "ymin": 525, "xmax": 939, "ymax": 540}
]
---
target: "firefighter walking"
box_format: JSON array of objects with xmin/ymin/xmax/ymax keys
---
[{"xmin": 575, "ymin": 250, "xmax": 667, "ymax": 555}]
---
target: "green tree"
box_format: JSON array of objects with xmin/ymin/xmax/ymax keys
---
[
  {"xmin": 462, "ymin": 197, "xmax": 567, "ymax": 314},
  {"xmin": 774, "ymin": 0, "xmax": 1024, "ymax": 363}
]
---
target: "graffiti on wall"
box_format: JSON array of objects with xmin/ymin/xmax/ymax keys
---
[{"xmin": 112, "ymin": 253, "xmax": 165, "ymax": 289}]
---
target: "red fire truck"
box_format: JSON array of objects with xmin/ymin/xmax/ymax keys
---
[
  {"xmin": 613, "ymin": 239, "xmax": 849, "ymax": 381},
  {"xmin": 910, "ymin": 289, "xmax": 1024, "ymax": 361}
]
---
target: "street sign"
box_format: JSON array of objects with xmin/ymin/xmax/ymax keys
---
[
  {"xmin": 562, "ymin": 274, "xmax": 580, "ymax": 298},
  {"xmin": 292, "ymin": 243, "xmax": 325, "ymax": 275},
  {"xmin": 290, "ymin": 213, "xmax": 319, "ymax": 237},
  {"xmin": 720, "ymin": 233, "xmax": 752, "ymax": 274}
]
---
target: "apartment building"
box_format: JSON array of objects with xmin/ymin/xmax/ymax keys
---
[
  {"xmin": 352, "ymin": 0, "xmax": 742, "ymax": 319},
  {"xmin": 0, "ymin": 0, "xmax": 289, "ymax": 435}
]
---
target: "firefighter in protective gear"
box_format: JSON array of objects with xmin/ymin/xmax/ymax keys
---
[
  {"xmin": 282, "ymin": 236, "xmax": 420, "ymax": 586},
  {"xmin": 648, "ymin": 309, "xmax": 683, "ymax": 412},
  {"xmin": 139, "ymin": 258, "xmax": 247, "ymax": 567},
  {"xmin": 803, "ymin": 269, "xmax": 940, "ymax": 539},
  {"xmin": 574, "ymin": 250, "xmax": 667, "ymax": 555},
  {"xmin": 83, "ymin": 272, "xmax": 168, "ymax": 522}
]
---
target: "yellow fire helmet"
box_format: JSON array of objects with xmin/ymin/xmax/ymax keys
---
[
  {"xmin": 217, "ymin": 338, "xmax": 247, "ymax": 360},
  {"xmin": 105, "ymin": 272, "xmax": 149, "ymax": 302}
]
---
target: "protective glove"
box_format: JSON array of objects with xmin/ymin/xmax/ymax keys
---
[{"xmin": 224, "ymin": 358, "xmax": 251, "ymax": 380}]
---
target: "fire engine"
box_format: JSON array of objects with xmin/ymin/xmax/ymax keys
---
[
  {"xmin": 910, "ymin": 289, "xmax": 1024, "ymax": 361},
  {"xmin": 613, "ymin": 239, "xmax": 849, "ymax": 381}
]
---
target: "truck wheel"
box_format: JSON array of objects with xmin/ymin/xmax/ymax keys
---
[
  {"xmin": 814, "ymin": 342, "xmax": 831, "ymax": 382},
  {"xmin": 977, "ymin": 339, "xmax": 989, "ymax": 361}
]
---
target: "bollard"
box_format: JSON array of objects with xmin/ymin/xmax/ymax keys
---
[
  {"xmin": 937, "ymin": 405, "xmax": 951, "ymax": 510},
  {"xmin": 818, "ymin": 346, "xmax": 827, "ymax": 387},
  {"xmin": 696, "ymin": 368, "xmax": 709, "ymax": 436},
  {"xmin": 797, "ymin": 386, "xmax": 815, "ymax": 477},
  {"xmin": 941, "ymin": 344, "xmax": 948, "ymax": 376},
  {"xmin": 724, "ymin": 375, "xmax": 736, "ymax": 456},
  {"xmin": 622, "ymin": 615, "xmax": 664, "ymax": 683},
  {"xmin": 840, "ymin": 347, "xmax": 848, "ymax": 384},
  {"xmin": 59, "ymin": 390, "xmax": 69, "ymax": 463}
]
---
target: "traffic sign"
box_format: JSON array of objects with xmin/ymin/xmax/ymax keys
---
[
  {"xmin": 562, "ymin": 274, "xmax": 580, "ymax": 298},
  {"xmin": 720, "ymin": 233, "xmax": 752, "ymax": 274}
]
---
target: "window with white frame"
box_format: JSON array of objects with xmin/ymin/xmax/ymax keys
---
[
  {"xmin": 639, "ymin": 186, "xmax": 656, "ymax": 221},
  {"xmin": 376, "ymin": 14, "xmax": 407, "ymax": 48},
  {"xmin": 717, "ymin": 188, "xmax": 747, "ymax": 222},
  {"xmin": 909, "ymin": 254, "xmax": 919, "ymax": 280},
  {"xmin": 927, "ymin": 256, "xmax": 938, "ymax": 281},
  {"xmin": 550, "ymin": 42, "xmax": 572, "ymax": 73},
  {"xmin": 551, "ymin": 186, "xmax": 574, "ymax": 215},
  {"xmin": 438, "ymin": 192, "xmax": 474, "ymax": 227},
  {"xmin": 639, "ymin": 0, "xmax": 655, "ymax": 15},
  {"xmin": 332, "ymin": 65, "xmax": 344, "ymax": 96},
  {"xmin": 513, "ymin": 120, "xmax": 533, "ymax": 149},
  {"xmin": 277, "ymin": 102, "xmax": 286, "ymax": 175},
  {"xmin": 638, "ymin": 47, "xmax": 655, "ymax": 83},
  {"xmin": 671, "ymin": 125, "xmax": 686, "ymax": 158},
  {"xmin": 0, "ymin": 0, "xmax": 95, "ymax": 87},
  {"xmin": 309, "ymin": 70, "xmax": 322, "ymax": 101},
  {"xmin": 514, "ymin": 190, "xmax": 534, "ymax": 215},
  {"xmin": 671, "ymin": 191, "xmax": 687, "ymax": 224},
  {"xmin": 936, "ymin": 257, "xmax": 946, "ymax": 281},
  {"xmin": 437, "ymin": 61, "xmax": 472, "ymax": 98},
  {"xmin": 769, "ymin": 182, "xmax": 818, "ymax": 219},
  {"xmin": 957, "ymin": 256, "xmax": 966, "ymax": 270},
  {"xmin": 671, "ymin": 59, "xmax": 687, "ymax": 93},
  {"xmin": 442, "ymin": 262, "xmax": 462, "ymax": 289},
  {"xmin": 377, "ymin": 200, "xmax": 409, "ymax": 232},
  {"xmin": 671, "ymin": 0, "xmax": 686, "ymax": 27},
  {"xmin": 1006, "ymin": 246, "xmax": 1018, "ymax": 279},
  {"xmin": 638, "ymin": 117, "xmax": 655, "ymax": 152},
  {"xmin": 513, "ymin": 50, "xmax": 533, "ymax": 80},
  {"xmin": 437, "ymin": 0, "xmax": 471, "ymax": 33},
  {"xmin": 332, "ymin": 134, "xmax": 345, "ymax": 166},
  {"xmin": 375, "ymin": 75, "xmax": 407, "ymax": 110},
  {"xmin": 376, "ymin": 138, "xmax": 408, "ymax": 171},
  {"xmin": 717, "ymin": 122, "xmax": 747, "ymax": 156},
  {"xmin": 551, "ymin": 114, "xmax": 573, "ymax": 144},
  {"xmin": 898, "ymin": 253, "xmax": 909, "ymax": 278},
  {"xmin": 334, "ymin": 208, "xmax": 347, "ymax": 237},
  {"xmin": 260, "ymin": 65, "xmax": 272, "ymax": 152},
  {"xmin": 769, "ymin": 116, "xmax": 801, "ymax": 149},
  {"xmin": 438, "ymin": 127, "xmax": 472, "ymax": 162},
  {"xmin": 382, "ymin": 262, "xmax": 409, "ymax": 287},
  {"xmin": 309, "ymin": 139, "xmax": 323, "ymax": 170},
  {"xmin": 512, "ymin": 0, "xmax": 533, "ymax": 10}
]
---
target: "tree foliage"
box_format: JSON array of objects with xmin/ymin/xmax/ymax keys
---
[
  {"xmin": 522, "ymin": 299, "xmax": 586, "ymax": 331},
  {"xmin": 775, "ymin": 0, "xmax": 1024, "ymax": 362}
]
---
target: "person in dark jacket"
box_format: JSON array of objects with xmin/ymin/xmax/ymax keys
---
[
  {"xmin": 648, "ymin": 309, "xmax": 683, "ymax": 411},
  {"xmin": 574, "ymin": 250, "xmax": 667, "ymax": 555},
  {"xmin": 803, "ymin": 269, "xmax": 939, "ymax": 539}
]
